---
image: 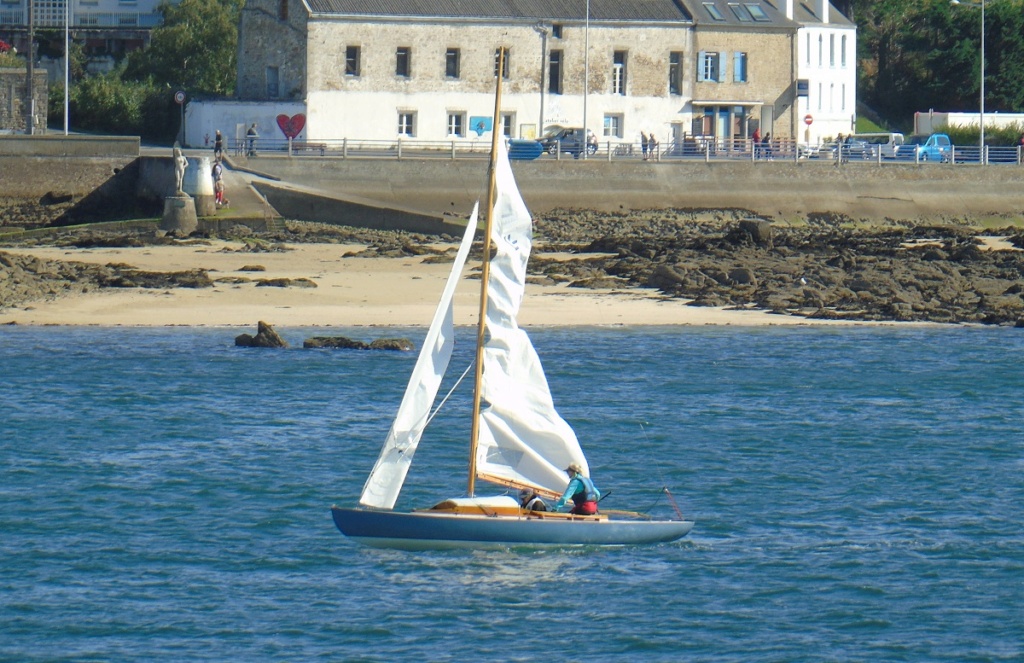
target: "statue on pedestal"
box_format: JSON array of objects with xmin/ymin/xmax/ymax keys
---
[{"xmin": 173, "ymin": 143, "xmax": 189, "ymax": 195}]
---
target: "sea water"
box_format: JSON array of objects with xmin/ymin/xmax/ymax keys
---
[{"xmin": 2, "ymin": 325, "xmax": 1022, "ymax": 662}]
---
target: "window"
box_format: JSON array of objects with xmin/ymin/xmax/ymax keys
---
[
  {"xmin": 829, "ymin": 34, "xmax": 835, "ymax": 67},
  {"xmin": 552, "ymin": 24, "xmax": 563, "ymax": 39},
  {"xmin": 266, "ymin": 66, "xmax": 279, "ymax": 98},
  {"xmin": 346, "ymin": 46, "xmax": 360, "ymax": 77},
  {"xmin": 817, "ymin": 83, "xmax": 822, "ymax": 111},
  {"xmin": 494, "ymin": 48, "xmax": 510, "ymax": 79},
  {"xmin": 603, "ymin": 114, "xmax": 623, "ymax": 138},
  {"xmin": 549, "ymin": 50, "xmax": 563, "ymax": 94},
  {"xmin": 818, "ymin": 35, "xmax": 822, "ymax": 67},
  {"xmin": 728, "ymin": 3, "xmax": 753, "ymax": 21},
  {"xmin": 398, "ymin": 112, "xmax": 416, "ymax": 136},
  {"xmin": 500, "ymin": 113, "xmax": 513, "ymax": 137},
  {"xmin": 697, "ymin": 51, "xmax": 726, "ymax": 83},
  {"xmin": 669, "ymin": 51, "xmax": 683, "ymax": 95},
  {"xmin": 829, "ymin": 83, "xmax": 834, "ymax": 111},
  {"xmin": 447, "ymin": 112, "xmax": 465, "ymax": 137},
  {"xmin": 746, "ymin": 4, "xmax": 770, "ymax": 21},
  {"xmin": 445, "ymin": 48, "xmax": 460, "ymax": 79},
  {"xmin": 612, "ymin": 50, "xmax": 627, "ymax": 95},
  {"xmin": 806, "ymin": 34, "xmax": 811, "ymax": 65},
  {"xmin": 733, "ymin": 52, "xmax": 747, "ymax": 83},
  {"xmin": 841, "ymin": 35, "xmax": 847, "ymax": 67},
  {"xmin": 841, "ymin": 83, "xmax": 846, "ymax": 111},
  {"xmin": 396, "ymin": 47, "xmax": 411, "ymax": 77},
  {"xmin": 703, "ymin": 2, "xmax": 725, "ymax": 20},
  {"xmin": 278, "ymin": 0, "xmax": 287, "ymax": 21}
]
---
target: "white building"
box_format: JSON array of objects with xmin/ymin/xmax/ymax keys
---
[
  {"xmin": 0, "ymin": 0, "xmax": 175, "ymax": 68},
  {"xmin": 790, "ymin": 0, "xmax": 857, "ymax": 145}
]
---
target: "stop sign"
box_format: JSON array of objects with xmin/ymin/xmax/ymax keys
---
[{"xmin": 804, "ymin": 114, "xmax": 813, "ymax": 126}]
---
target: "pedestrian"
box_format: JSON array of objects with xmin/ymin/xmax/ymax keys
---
[
  {"xmin": 246, "ymin": 123, "xmax": 259, "ymax": 157},
  {"xmin": 762, "ymin": 132, "xmax": 773, "ymax": 161},
  {"xmin": 214, "ymin": 130, "xmax": 223, "ymax": 159},
  {"xmin": 648, "ymin": 133, "xmax": 658, "ymax": 160},
  {"xmin": 641, "ymin": 132, "xmax": 649, "ymax": 160},
  {"xmin": 752, "ymin": 127, "xmax": 761, "ymax": 159},
  {"xmin": 211, "ymin": 158, "xmax": 227, "ymax": 206}
]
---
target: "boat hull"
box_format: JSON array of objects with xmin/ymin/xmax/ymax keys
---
[{"xmin": 331, "ymin": 506, "xmax": 694, "ymax": 550}]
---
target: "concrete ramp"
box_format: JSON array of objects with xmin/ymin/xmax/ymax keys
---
[{"xmin": 251, "ymin": 180, "xmax": 467, "ymax": 236}]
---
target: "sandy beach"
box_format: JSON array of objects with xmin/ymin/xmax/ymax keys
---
[{"xmin": 0, "ymin": 240, "xmax": 852, "ymax": 327}]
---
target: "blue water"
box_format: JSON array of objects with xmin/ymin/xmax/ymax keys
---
[{"xmin": 2, "ymin": 325, "xmax": 1023, "ymax": 661}]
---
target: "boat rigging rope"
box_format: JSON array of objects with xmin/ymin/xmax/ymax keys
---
[
  {"xmin": 639, "ymin": 421, "xmax": 687, "ymax": 521},
  {"xmin": 425, "ymin": 361, "xmax": 475, "ymax": 428}
]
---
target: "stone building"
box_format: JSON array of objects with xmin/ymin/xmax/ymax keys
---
[{"xmin": 212, "ymin": 0, "xmax": 853, "ymax": 149}]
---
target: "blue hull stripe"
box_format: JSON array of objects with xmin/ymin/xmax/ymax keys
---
[{"xmin": 332, "ymin": 507, "xmax": 693, "ymax": 549}]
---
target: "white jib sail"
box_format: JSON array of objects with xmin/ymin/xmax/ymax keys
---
[
  {"xmin": 358, "ymin": 205, "xmax": 479, "ymax": 510},
  {"xmin": 476, "ymin": 141, "xmax": 588, "ymax": 496}
]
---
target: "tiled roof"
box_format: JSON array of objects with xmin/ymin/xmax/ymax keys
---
[
  {"xmin": 678, "ymin": 0, "xmax": 795, "ymax": 27},
  {"xmin": 304, "ymin": 0, "xmax": 693, "ymax": 22}
]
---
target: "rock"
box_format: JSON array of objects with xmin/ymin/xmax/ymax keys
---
[
  {"xmin": 368, "ymin": 338, "xmax": 414, "ymax": 351},
  {"xmin": 235, "ymin": 321, "xmax": 288, "ymax": 348},
  {"xmin": 303, "ymin": 336, "xmax": 414, "ymax": 351},
  {"xmin": 303, "ymin": 336, "xmax": 368, "ymax": 349}
]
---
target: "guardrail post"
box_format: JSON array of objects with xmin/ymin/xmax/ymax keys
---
[
  {"xmin": 607, "ymin": 141, "xmax": 612, "ymax": 162},
  {"xmin": 287, "ymin": 137, "xmax": 293, "ymax": 157},
  {"xmin": 704, "ymin": 142, "xmax": 710, "ymax": 163},
  {"xmin": 342, "ymin": 138, "xmax": 348, "ymax": 159},
  {"xmin": 397, "ymin": 137, "xmax": 402, "ymax": 160},
  {"xmin": 451, "ymin": 141, "xmax": 456, "ymax": 160},
  {"xmin": 982, "ymin": 145, "xmax": 987, "ymax": 165}
]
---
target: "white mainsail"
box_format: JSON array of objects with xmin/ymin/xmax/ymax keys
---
[
  {"xmin": 476, "ymin": 141, "xmax": 588, "ymax": 497},
  {"xmin": 358, "ymin": 205, "xmax": 478, "ymax": 509}
]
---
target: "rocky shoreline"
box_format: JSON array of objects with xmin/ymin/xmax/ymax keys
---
[{"xmin": 2, "ymin": 209, "xmax": 1024, "ymax": 326}]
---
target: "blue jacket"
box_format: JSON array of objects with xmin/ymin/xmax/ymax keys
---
[{"xmin": 554, "ymin": 474, "xmax": 600, "ymax": 510}]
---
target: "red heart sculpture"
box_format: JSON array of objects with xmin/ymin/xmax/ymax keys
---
[{"xmin": 276, "ymin": 113, "xmax": 306, "ymax": 139}]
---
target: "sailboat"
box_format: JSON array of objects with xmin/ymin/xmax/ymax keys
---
[{"xmin": 331, "ymin": 56, "xmax": 694, "ymax": 550}]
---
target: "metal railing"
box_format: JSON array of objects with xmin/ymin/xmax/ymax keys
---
[{"xmin": 225, "ymin": 136, "xmax": 1024, "ymax": 166}]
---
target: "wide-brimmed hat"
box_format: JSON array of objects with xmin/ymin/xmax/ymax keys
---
[{"xmin": 565, "ymin": 462, "xmax": 583, "ymax": 474}]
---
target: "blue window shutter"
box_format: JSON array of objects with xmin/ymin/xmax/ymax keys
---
[
  {"xmin": 697, "ymin": 51, "xmax": 706, "ymax": 82},
  {"xmin": 718, "ymin": 52, "xmax": 727, "ymax": 82},
  {"xmin": 734, "ymin": 52, "xmax": 741, "ymax": 82}
]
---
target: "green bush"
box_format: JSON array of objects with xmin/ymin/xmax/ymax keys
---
[
  {"xmin": 66, "ymin": 67, "xmax": 178, "ymax": 141},
  {"xmin": 940, "ymin": 123, "xmax": 1024, "ymax": 146}
]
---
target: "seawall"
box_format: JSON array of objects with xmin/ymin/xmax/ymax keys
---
[{"xmin": 243, "ymin": 157, "xmax": 1024, "ymax": 224}]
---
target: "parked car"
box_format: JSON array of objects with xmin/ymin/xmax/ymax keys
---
[
  {"xmin": 895, "ymin": 133, "xmax": 951, "ymax": 162},
  {"xmin": 540, "ymin": 127, "xmax": 598, "ymax": 157},
  {"xmin": 836, "ymin": 132, "xmax": 905, "ymax": 160}
]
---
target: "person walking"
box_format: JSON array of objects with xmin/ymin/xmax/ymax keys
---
[
  {"xmin": 641, "ymin": 132, "xmax": 649, "ymax": 160},
  {"xmin": 246, "ymin": 123, "xmax": 259, "ymax": 157},
  {"xmin": 648, "ymin": 133, "xmax": 658, "ymax": 160},
  {"xmin": 213, "ymin": 130, "xmax": 223, "ymax": 159},
  {"xmin": 752, "ymin": 127, "xmax": 762, "ymax": 159}
]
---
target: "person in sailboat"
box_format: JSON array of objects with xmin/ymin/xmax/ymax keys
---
[
  {"xmin": 552, "ymin": 463, "xmax": 601, "ymax": 515},
  {"xmin": 519, "ymin": 488, "xmax": 548, "ymax": 512}
]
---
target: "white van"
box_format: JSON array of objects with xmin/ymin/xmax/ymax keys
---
[{"xmin": 847, "ymin": 132, "xmax": 905, "ymax": 159}]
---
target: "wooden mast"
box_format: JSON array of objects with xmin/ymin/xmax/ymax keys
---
[{"xmin": 467, "ymin": 47, "xmax": 505, "ymax": 497}]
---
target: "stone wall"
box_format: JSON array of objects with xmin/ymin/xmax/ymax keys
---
[
  {"xmin": 0, "ymin": 68, "xmax": 48, "ymax": 134},
  {"xmin": 242, "ymin": 157, "xmax": 1024, "ymax": 225}
]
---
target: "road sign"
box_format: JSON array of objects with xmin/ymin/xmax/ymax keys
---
[
  {"xmin": 804, "ymin": 114, "xmax": 813, "ymax": 126},
  {"xmin": 174, "ymin": 90, "xmax": 186, "ymax": 105}
]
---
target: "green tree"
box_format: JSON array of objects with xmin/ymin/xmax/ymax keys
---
[{"xmin": 124, "ymin": 0, "xmax": 242, "ymax": 96}]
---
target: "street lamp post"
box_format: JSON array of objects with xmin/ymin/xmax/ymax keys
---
[
  {"xmin": 582, "ymin": 0, "xmax": 589, "ymax": 160},
  {"xmin": 951, "ymin": 0, "xmax": 985, "ymax": 158}
]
